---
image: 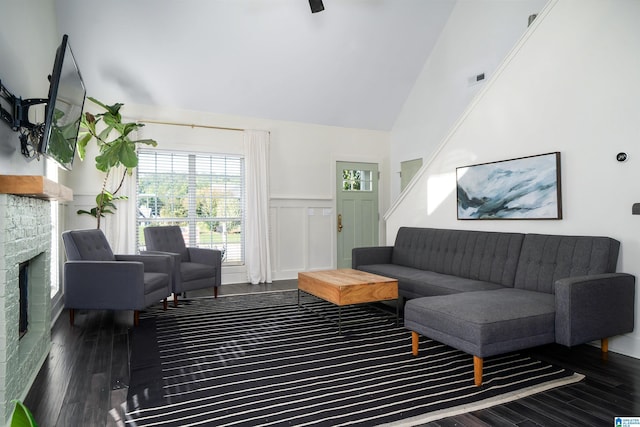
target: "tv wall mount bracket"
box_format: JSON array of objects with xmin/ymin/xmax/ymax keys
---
[{"xmin": 0, "ymin": 79, "xmax": 47, "ymax": 160}]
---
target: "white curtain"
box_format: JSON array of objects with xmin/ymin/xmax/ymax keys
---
[
  {"xmin": 103, "ymin": 164, "xmax": 136, "ymax": 254},
  {"xmin": 244, "ymin": 130, "xmax": 272, "ymax": 284},
  {"xmin": 102, "ymin": 127, "xmax": 139, "ymax": 254}
]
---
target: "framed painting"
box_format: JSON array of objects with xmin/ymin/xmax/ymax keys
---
[{"xmin": 456, "ymin": 152, "xmax": 562, "ymax": 220}]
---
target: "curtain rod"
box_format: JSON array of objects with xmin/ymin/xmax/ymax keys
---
[{"xmin": 138, "ymin": 119, "xmax": 245, "ymax": 132}]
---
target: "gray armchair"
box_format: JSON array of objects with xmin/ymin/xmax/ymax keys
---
[
  {"xmin": 143, "ymin": 225, "xmax": 222, "ymax": 306},
  {"xmin": 62, "ymin": 229, "xmax": 171, "ymax": 326}
]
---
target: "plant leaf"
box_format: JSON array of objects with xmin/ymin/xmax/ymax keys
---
[
  {"xmin": 97, "ymin": 125, "xmax": 114, "ymax": 143},
  {"xmin": 76, "ymin": 209, "xmax": 96, "ymax": 217},
  {"xmin": 87, "ymin": 97, "xmax": 108, "ymax": 110},
  {"xmin": 118, "ymin": 141, "xmax": 138, "ymax": 168},
  {"xmin": 104, "ymin": 102, "xmax": 124, "ymax": 117},
  {"xmin": 132, "ymin": 138, "xmax": 158, "ymax": 147},
  {"xmin": 76, "ymin": 132, "xmax": 92, "ymax": 161}
]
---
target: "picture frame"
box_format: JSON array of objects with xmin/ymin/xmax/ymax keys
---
[{"xmin": 456, "ymin": 152, "xmax": 562, "ymax": 220}]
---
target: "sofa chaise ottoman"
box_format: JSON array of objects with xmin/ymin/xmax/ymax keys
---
[{"xmin": 353, "ymin": 227, "xmax": 635, "ymax": 385}]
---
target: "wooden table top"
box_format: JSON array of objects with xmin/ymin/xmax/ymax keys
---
[{"xmin": 298, "ymin": 269, "xmax": 396, "ymax": 287}]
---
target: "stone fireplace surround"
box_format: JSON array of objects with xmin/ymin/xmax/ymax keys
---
[{"xmin": 0, "ymin": 178, "xmax": 63, "ymax": 422}]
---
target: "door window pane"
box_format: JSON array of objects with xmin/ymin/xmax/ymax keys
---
[{"xmin": 342, "ymin": 169, "xmax": 372, "ymax": 191}]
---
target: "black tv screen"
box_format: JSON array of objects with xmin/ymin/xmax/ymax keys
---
[{"xmin": 39, "ymin": 34, "xmax": 86, "ymax": 171}]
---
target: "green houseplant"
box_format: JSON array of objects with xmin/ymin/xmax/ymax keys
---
[{"xmin": 76, "ymin": 97, "xmax": 157, "ymax": 229}]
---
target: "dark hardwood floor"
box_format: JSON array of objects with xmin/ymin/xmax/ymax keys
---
[{"xmin": 24, "ymin": 281, "xmax": 639, "ymax": 426}]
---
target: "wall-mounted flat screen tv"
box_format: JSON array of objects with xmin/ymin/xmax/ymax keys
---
[{"xmin": 39, "ymin": 34, "xmax": 86, "ymax": 171}]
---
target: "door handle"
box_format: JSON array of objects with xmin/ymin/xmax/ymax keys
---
[{"xmin": 337, "ymin": 214, "xmax": 343, "ymax": 232}]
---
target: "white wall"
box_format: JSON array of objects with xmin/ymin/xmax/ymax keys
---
[
  {"xmin": 386, "ymin": 0, "xmax": 640, "ymax": 358},
  {"xmin": 65, "ymin": 103, "xmax": 390, "ymax": 283},
  {"xmin": 390, "ymin": 0, "xmax": 547, "ymax": 201},
  {"xmin": 0, "ymin": 0, "xmax": 58, "ymax": 175}
]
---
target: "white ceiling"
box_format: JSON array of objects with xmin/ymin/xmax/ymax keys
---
[{"xmin": 54, "ymin": 0, "xmax": 456, "ymax": 131}]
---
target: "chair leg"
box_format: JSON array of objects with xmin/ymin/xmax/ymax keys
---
[
  {"xmin": 474, "ymin": 356, "xmax": 483, "ymax": 386},
  {"xmin": 412, "ymin": 331, "xmax": 419, "ymax": 356},
  {"xmin": 163, "ymin": 298, "xmax": 168, "ymax": 310},
  {"xmin": 69, "ymin": 309, "xmax": 75, "ymax": 326},
  {"xmin": 134, "ymin": 310, "xmax": 140, "ymax": 326}
]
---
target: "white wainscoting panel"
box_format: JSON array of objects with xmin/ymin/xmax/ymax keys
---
[
  {"xmin": 270, "ymin": 198, "xmax": 335, "ymax": 281},
  {"xmin": 307, "ymin": 207, "xmax": 334, "ymax": 270},
  {"xmin": 273, "ymin": 206, "xmax": 307, "ymax": 274}
]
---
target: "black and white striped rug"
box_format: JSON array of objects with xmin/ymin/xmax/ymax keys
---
[{"xmin": 124, "ymin": 291, "xmax": 583, "ymax": 426}]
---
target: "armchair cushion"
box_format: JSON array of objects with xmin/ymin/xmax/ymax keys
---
[
  {"xmin": 62, "ymin": 229, "xmax": 116, "ymax": 261},
  {"xmin": 144, "ymin": 272, "xmax": 173, "ymax": 294},
  {"xmin": 181, "ymin": 262, "xmax": 217, "ymax": 283}
]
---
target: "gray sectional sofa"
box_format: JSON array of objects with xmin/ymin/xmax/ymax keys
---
[{"xmin": 353, "ymin": 227, "xmax": 635, "ymax": 386}]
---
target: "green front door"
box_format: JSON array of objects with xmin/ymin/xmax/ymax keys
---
[{"xmin": 336, "ymin": 161, "xmax": 379, "ymax": 269}]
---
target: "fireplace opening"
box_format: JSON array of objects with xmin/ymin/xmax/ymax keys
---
[{"xmin": 19, "ymin": 261, "xmax": 29, "ymax": 339}]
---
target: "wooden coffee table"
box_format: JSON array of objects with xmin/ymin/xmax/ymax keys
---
[{"xmin": 297, "ymin": 269, "xmax": 399, "ymax": 333}]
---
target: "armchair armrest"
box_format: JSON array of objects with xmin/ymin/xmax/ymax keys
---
[
  {"xmin": 187, "ymin": 247, "xmax": 222, "ymax": 264},
  {"xmin": 116, "ymin": 253, "xmax": 172, "ymax": 275},
  {"xmin": 555, "ymin": 272, "xmax": 635, "ymax": 346},
  {"xmin": 64, "ymin": 261, "xmax": 146, "ymax": 310},
  {"xmin": 352, "ymin": 246, "xmax": 394, "ymax": 269},
  {"xmin": 188, "ymin": 247, "xmax": 222, "ymax": 286}
]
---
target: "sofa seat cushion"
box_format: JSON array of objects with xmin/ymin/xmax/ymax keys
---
[
  {"xmin": 181, "ymin": 261, "xmax": 217, "ymax": 282},
  {"xmin": 404, "ymin": 289, "xmax": 556, "ymax": 358},
  {"xmin": 358, "ymin": 264, "xmax": 505, "ymax": 298}
]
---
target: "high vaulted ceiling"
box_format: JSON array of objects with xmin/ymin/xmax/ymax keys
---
[{"xmin": 54, "ymin": 0, "xmax": 456, "ymax": 131}]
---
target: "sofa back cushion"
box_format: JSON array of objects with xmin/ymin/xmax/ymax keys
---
[
  {"xmin": 391, "ymin": 227, "xmax": 525, "ymax": 287},
  {"xmin": 514, "ymin": 234, "xmax": 620, "ymax": 294}
]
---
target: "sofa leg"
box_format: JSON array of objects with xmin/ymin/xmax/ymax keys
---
[
  {"xmin": 173, "ymin": 293, "xmax": 178, "ymax": 307},
  {"xmin": 134, "ymin": 310, "xmax": 140, "ymax": 326},
  {"xmin": 474, "ymin": 356, "xmax": 483, "ymax": 386},
  {"xmin": 69, "ymin": 309, "xmax": 75, "ymax": 326},
  {"xmin": 412, "ymin": 331, "xmax": 419, "ymax": 356},
  {"xmin": 601, "ymin": 338, "xmax": 609, "ymax": 360},
  {"xmin": 214, "ymin": 286, "xmax": 218, "ymax": 298},
  {"xmin": 163, "ymin": 298, "xmax": 168, "ymax": 310}
]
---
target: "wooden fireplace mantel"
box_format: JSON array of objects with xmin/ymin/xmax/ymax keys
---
[{"xmin": 0, "ymin": 175, "xmax": 73, "ymax": 201}]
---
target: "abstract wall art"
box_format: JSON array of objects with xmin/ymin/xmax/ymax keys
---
[{"xmin": 456, "ymin": 152, "xmax": 562, "ymax": 220}]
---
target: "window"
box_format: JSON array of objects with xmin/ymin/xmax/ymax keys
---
[{"xmin": 136, "ymin": 149, "xmax": 245, "ymax": 265}]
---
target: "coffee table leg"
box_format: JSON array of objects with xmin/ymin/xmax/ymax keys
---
[
  {"xmin": 338, "ymin": 306, "xmax": 342, "ymax": 334},
  {"xmin": 396, "ymin": 297, "xmax": 400, "ymax": 326},
  {"xmin": 297, "ymin": 289, "xmax": 300, "ymax": 310}
]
